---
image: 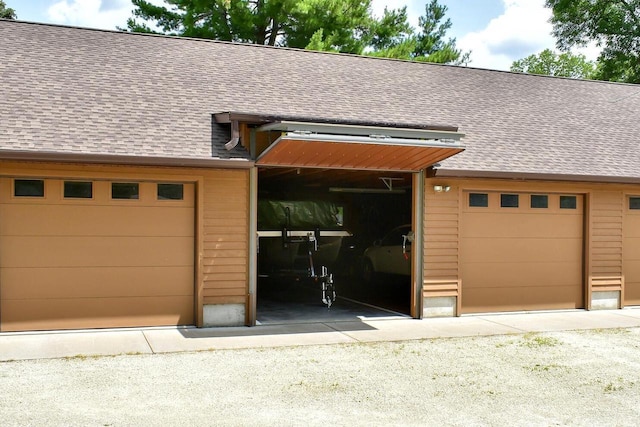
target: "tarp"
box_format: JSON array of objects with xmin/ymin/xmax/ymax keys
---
[{"xmin": 258, "ymin": 200, "xmax": 342, "ymax": 230}]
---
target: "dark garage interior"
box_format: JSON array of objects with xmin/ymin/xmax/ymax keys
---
[{"xmin": 256, "ymin": 167, "xmax": 414, "ymax": 324}]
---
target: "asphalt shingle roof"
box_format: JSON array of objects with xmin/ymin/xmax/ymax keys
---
[{"xmin": 2, "ymin": 20, "xmax": 640, "ymax": 180}]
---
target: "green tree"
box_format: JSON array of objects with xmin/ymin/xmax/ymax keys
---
[
  {"xmin": 0, "ymin": 0, "xmax": 17, "ymax": 19},
  {"xmin": 367, "ymin": 0, "xmax": 470, "ymax": 64},
  {"xmin": 510, "ymin": 49, "xmax": 596, "ymax": 79},
  {"xmin": 546, "ymin": 0, "xmax": 640, "ymax": 83},
  {"xmin": 124, "ymin": 0, "xmax": 391, "ymax": 53},
  {"xmin": 123, "ymin": 0, "xmax": 470, "ymax": 64}
]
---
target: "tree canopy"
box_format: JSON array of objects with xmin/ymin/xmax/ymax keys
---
[
  {"xmin": 123, "ymin": 0, "xmax": 470, "ymax": 65},
  {"xmin": 510, "ymin": 48, "xmax": 596, "ymax": 79},
  {"xmin": 0, "ymin": 0, "xmax": 17, "ymax": 20},
  {"xmin": 546, "ymin": 0, "xmax": 640, "ymax": 83}
]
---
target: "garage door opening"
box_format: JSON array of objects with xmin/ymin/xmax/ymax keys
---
[{"xmin": 256, "ymin": 168, "xmax": 414, "ymax": 324}]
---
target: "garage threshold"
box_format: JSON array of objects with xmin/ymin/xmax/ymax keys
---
[{"xmin": 256, "ymin": 295, "xmax": 410, "ymax": 326}]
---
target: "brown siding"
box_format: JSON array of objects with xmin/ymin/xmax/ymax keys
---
[
  {"xmin": 590, "ymin": 191, "xmax": 624, "ymax": 302},
  {"xmin": 201, "ymin": 170, "xmax": 249, "ymax": 306},
  {"xmin": 423, "ymin": 181, "xmax": 461, "ymax": 312}
]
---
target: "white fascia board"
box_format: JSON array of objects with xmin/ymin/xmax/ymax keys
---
[{"xmin": 257, "ymin": 121, "xmax": 465, "ymax": 142}]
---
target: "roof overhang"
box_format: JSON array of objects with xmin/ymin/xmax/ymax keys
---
[
  {"xmin": 0, "ymin": 150, "xmax": 255, "ymax": 169},
  {"xmin": 256, "ymin": 121, "xmax": 465, "ymax": 172},
  {"xmin": 432, "ymin": 168, "xmax": 640, "ymax": 184}
]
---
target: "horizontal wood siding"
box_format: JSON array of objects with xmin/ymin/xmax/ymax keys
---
[
  {"xmin": 423, "ymin": 181, "xmax": 461, "ymax": 312},
  {"xmin": 591, "ymin": 191, "xmax": 623, "ymax": 302},
  {"xmin": 201, "ymin": 170, "xmax": 249, "ymax": 306}
]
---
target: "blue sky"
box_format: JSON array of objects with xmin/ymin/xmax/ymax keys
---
[{"xmin": 8, "ymin": 0, "xmax": 599, "ymax": 71}]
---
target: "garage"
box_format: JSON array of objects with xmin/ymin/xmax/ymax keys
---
[
  {"xmin": 623, "ymin": 195, "xmax": 640, "ymax": 306},
  {"xmin": 256, "ymin": 167, "xmax": 415, "ymax": 320},
  {"xmin": 460, "ymin": 191, "xmax": 584, "ymax": 313},
  {"xmin": 0, "ymin": 176, "xmax": 195, "ymax": 332},
  {"xmin": 244, "ymin": 119, "xmax": 465, "ymax": 322}
]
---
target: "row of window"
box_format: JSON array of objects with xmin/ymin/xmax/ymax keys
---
[
  {"xmin": 14, "ymin": 179, "xmax": 184, "ymax": 201},
  {"xmin": 469, "ymin": 193, "xmax": 578, "ymax": 209}
]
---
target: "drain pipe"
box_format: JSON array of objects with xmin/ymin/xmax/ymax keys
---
[{"xmin": 225, "ymin": 120, "xmax": 240, "ymax": 150}]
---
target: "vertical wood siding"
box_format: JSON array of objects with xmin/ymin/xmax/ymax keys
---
[
  {"xmin": 201, "ymin": 169, "xmax": 249, "ymax": 306},
  {"xmin": 423, "ymin": 181, "xmax": 461, "ymax": 309},
  {"xmin": 589, "ymin": 191, "xmax": 624, "ymax": 300}
]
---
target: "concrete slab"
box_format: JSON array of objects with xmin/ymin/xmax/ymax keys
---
[
  {"xmin": 0, "ymin": 330, "xmax": 152, "ymax": 362},
  {"xmin": 476, "ymin": 310, "xmax": 640, "ymax": 333},
  {"xmin": 2, "ymin": 309, "xmax": 640, "ymax": 361},
  {"xmin": 332, "ymin": 316, "xmax": 523, "ymax": 342},
  {"xmin": 143, "ymin": 323, "xmax": 357, "ymax": 353},
  {"xmin": 614, "ymin": 307, "xmax": 640, "ymax": 320}
]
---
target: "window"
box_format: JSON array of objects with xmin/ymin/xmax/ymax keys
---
[
  {"xmin": 500, "ymin": 194, "xmax": 519, "ymax": 208},
  {"xmin": 112, "ymin": 182, "xmax": 139, "ymax": 199},
  {"xmin": 630, "ymin": 197, "xmax": 640, "ymax": 210},
  {"xmin": 469, "ymin": 193, "xmax": 488, "ymax": 207},
  {"xmin": 64, "ymin": 181, "xmax": 92, "ymax": 199},
  {"xmin": 560, "ymin": 195, "xmax": 577, "ymax": 209},
  {"xmin": 530, "ymin": 194, "xmax": 548, "ymax": 209},
  {"xmin": 157, "ymin": 183, "xmax": 183, "ymax": 200},
  {"xmin": 14, "ymin": 179, "xmax": 44, "ymax": 197}
]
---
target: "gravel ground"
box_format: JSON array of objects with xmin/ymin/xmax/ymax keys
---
[{"xmin": 1, "ymin": 328, "xmax": 640, "ymax": 426}]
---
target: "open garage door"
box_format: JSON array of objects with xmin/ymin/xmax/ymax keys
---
[
  {"xmin": 460, "ymin": 192, "xmax": 584, "ymax": 313},
  {"xmin": 624, "ymin": 196, "xmax": 640, "ymax": 306},
  {"xmin": 256, "ymin": 121, "xmax": 463, "ymax": 172},
  {"xmin": 0, "ymin": 177, "xmax": 195, "ymax": 332}
]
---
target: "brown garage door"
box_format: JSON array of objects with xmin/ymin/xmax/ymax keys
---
[
  {"xmin": 0, "ymin": 177, "xmax": 195, "ymax": 332},
  {"xmin": 460, "ymin": 192, "xmax": 584, "ymax": 313},
  {"xmin": 623, "ymin": 196, "xmax": 640, "ymax": 306}
]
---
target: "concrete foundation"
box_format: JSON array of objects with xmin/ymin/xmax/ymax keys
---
[
  {"xmin": 203, "ymin": 304, "xmax": 246, "ymax": 327},
  {"xmin": 423, "ymin": 296, "xmax": 457, "ymax": 318},
  {"xmin": 591, "ymin": 291, "xmax": 621, "ymax": 310}
]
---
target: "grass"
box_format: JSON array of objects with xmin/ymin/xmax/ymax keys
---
[{"xmin": 520, "ymin": 332, "xmax": 561, "ymax": 348}]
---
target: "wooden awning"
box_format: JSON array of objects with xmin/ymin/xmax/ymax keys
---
[{"xmin": 255, "ymin": 121, "xmax": 464, "ymax": 172}]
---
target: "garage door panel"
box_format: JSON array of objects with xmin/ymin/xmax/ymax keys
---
[
  {"xmin": 624, "ymin": 215, "xmax": 640, "ymax": 306},
  {"xmin": 623, "ymin": 238, "xmax": 640, "ymax": 259},
  {"xmin": 0, "ymin": 177, "xmax": 196, "ymax": 331},
  {"xmin": 1, "ymin": 296, "xmax": 195, "ymax": 332},
  {"xmin": 460, "ymin": 238, "xmax": 582, "ymax": 263},
  {"xmin": 1, "ymin": 236, "xmax": 194, "ymax": 268},
  {"xmin": 0, "ymin": 205, "xmax": 194, "ymax": 237},
  {"xmin": 623, "ymin": 216, "xmax": 640, "ymax": 237},
  {"xmin": 1, "ymin": 266, "xmax": 194, "ymax": 299},
  {"xmin": 461, "ymin": 213, "xmax": 582, "ymax": 238},
  {"xmin": 461, "ymin": 192, "xmax": 583, "ymax": 313},
  {"xmin": 462, "ymin": 262, "xmax": 581, "ymax": 288},
  {"xmin": 625, "ymin": 284, "xmax": 640, "ymax": 306},
  {"xmin": 462, "ymin": 285, "xmax": 584, "ymax": 314}
]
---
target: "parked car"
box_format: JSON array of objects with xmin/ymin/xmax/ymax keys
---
[{"xmin": 362, "ymin": 224, "xmax": 413, "ymax": 283}]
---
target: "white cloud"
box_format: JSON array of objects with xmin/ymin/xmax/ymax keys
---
[
  {"xmin": 458, "ymin": 0, "xmax": 555, "ymax": 70},
  {"xmin": 47, "ymin": 0, "xmax": 132, "ymax": 29},
  {"xmin": 458, "ymin": 0, "xmax": 601, "ymax": 71}
]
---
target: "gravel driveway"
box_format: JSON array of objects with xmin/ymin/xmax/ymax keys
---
[{"xmin": 1, "ymin": 328, "xmax": 639, "ymax": 426}]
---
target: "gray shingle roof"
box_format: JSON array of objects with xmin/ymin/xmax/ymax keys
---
[{"xmin": 2, "ymin": 20, "xmax": 640, "ymax": 179}]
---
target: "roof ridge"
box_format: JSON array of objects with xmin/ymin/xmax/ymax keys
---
[{"xmin": 4, "ymin": 18, "xmax": 638, "ymax": 88}]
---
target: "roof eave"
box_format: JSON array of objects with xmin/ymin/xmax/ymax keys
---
[
  {"xmin": 214, "ymin": 112, "xmax": 459, "ymax": 132},
  {"xmin": 433, "ymin": 168, "xmax": 640, "ymax": 185},
  {"xmin": 0, "ymin": 150, "xmax": 255, "ymax": 169}
]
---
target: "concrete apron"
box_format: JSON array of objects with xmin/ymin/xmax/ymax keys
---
[{"xmin": 2, "ymin": 309, "xmax": 640, "ymax": 362}]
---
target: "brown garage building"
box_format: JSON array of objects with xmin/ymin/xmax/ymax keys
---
[{"xmin": 1, "ymin": 20, "xmax": 639, "ymax": 332}]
